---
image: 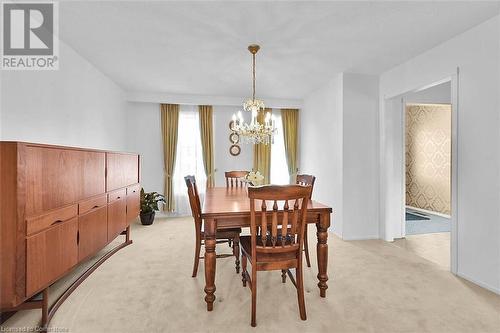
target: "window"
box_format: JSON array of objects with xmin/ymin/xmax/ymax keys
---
[
  {"xmin": 270, "ymin": 110, "xmax": 289, "ymax": 184},
  {"xmin": 172, "ymin": 106, "xmax": 206, "ymax": 215}
]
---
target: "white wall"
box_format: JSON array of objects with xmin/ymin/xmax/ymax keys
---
[
  {"xmin": 405, "ymin": 81, "xmax": 451, "ymax": 104},
  {"xmin": 379, "ymin": 15, "xmax": 500, "ymax": 293},
  {"xmin": 127, "ymin": 91, "xmax": 302, "ymax": 109},
  {"xmin": 300, "ymin": 74, "xmax": 343, "ymax": 236},
  {"xmin": 342, "ymin": 73, "xmax": 380, "ymax": 240},
  {"xmin": 1, "ymin": 40, "xmax": 127, "ymax": 151},
  {"xmin": 0, "ymin": 73, "xmax": 3, "ymax": 139},
  {"xmin": 125, "ymin": 102, "xmax": 164, "ymax": 194},
  {"xmin": 213, "ymin": 106, "xmax": 253, "ymax": 186},
  {"xmin": 379, "ymin": 96, "xmax": 405, "ymax": 239},
  {"xmin": 300, "ymin": 73, "xmax": 380, "ymax": 239}
]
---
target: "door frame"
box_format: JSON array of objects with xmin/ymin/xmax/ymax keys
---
[{"xmin": 382, "ymin": 72, "xmax": 459, "ymax": 274}]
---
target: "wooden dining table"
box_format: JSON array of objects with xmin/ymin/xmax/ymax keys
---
[{"xmin": 201, "ymin": 187, "xmax": 333, "ymax": 311}]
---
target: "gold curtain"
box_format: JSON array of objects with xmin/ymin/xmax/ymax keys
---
[
  {"xmin": 160, "ymin": 104, "xmax": 179, "ymax": 212},
  {"xmin": 281, "ymin": 109, "xmax": 299, "ymax": 183},
  {"xmin": 198, "ymin": 105, "xmax": 215, "ymax": 188},
  {"xmin": 253, "ymin": 108, "xmax": 272, "ymax": 184}
]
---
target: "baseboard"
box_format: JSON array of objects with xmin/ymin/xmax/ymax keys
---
[
  {"xmin": 406, "ymin": 205, "xmax": 451, "ymax": 219},
  {"xmin": 456, "ymin": 271, "xmax": 500, "ymax": 295},
  {"xmin": 156, "ymin": 211, "xmax": 188, "ymax": 218},
  {"xmin": 341, "ymin": 235, "xmax": 380, "ymax": 241},
  {"xmin": 331, "ymin": 229, "xmax": 342, "ymax": 238}
]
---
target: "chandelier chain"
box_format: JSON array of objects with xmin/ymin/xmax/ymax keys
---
[{"xmin": 252, "ymin": 53, "xmax": 256, "ymax": 102}]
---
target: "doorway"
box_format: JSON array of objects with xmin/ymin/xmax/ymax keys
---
[
  {"xmin": 399, "ymin": 85, "xmax": 452, "ymax": 268},
  {"xmin": 381, "ymin": 77, "xmax": 458, "ymax": 272}
]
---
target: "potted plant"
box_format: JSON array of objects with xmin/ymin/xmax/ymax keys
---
[{"xmin": 140, "ymin": 188, "xmax": 166, "ymax": 225}]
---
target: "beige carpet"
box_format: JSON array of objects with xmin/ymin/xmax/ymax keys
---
[
  {"xmin": 393, "ymin": 232, "xmax": 451, "ymax": 270},
  {"xmin": 2, "ymin": 217, "xmax": 499, "ymax": 332}
]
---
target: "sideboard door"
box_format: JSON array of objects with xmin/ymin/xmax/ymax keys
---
[
  {"xmin": 26, "ymin": 217, "xmax": 79, "ymax": 295},
  {"xmin": 106, "ymin": 153, "xmax": 139, "ymax": 191},
  {"xmin": 25, "ymin": 147, "xmax": 105, "ymax": 216},
  {"xmin": 78, "ymin": 206, "xmax": 108, "ymax": 261},
  {"xmin": 107, "ymin": 197, "xmax": 127, "ymax": 242}
]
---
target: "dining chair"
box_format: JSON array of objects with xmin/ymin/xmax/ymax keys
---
[
  {"xmin": 240, "ymin": 184, "xmax": 312, "ymax": 327},
  {"xmin": 225, "ymin": 170, "xmax": 249, "ymax": 187},
  {"xmin": 185, "ymin": 175, "xmax": 242, "ymax": 277},
  {"xmin": 296, "ymin": 174, "xmax": 316, "ymax": 268}
]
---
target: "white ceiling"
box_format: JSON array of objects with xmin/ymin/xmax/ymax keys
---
[{"xmin": 59, "ymin": 1, "xmax": 500, "ymax": 100}]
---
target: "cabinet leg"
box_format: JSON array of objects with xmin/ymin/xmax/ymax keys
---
[
  {"xmin": 125, "ymin": 225, "xmax": 131, "ymax": 243},
  {"xmin": 0, "ymin": 290, "xmax": 48, "ymax": 328},
  {"xmin": 41, "ymin": 288, "xmax": 48, "ymax": 329}
]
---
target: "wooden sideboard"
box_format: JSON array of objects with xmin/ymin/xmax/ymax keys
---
[{"xmin": 0, "ymin": 142, "xmax": 140, "ymax": 312}]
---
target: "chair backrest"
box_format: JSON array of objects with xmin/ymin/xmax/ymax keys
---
[
  {"xmin": 185, "ymin": 175, "xmax": 202, "ymax": 226},
  {"xmin": 248, "ymin": 185, "xmax": 312, "ymax": 260},
  {"xmin": 296, "ymin": 174, "xmax": 316, "ymax": 199},
  {"xmin": 225, "ymin": 170, "xmax": 249, "ymax": 187}
]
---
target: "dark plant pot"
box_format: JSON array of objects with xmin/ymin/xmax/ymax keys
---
[{"xmin": 140, "ymin": 211, "xmax": 155, "ymax": 225}]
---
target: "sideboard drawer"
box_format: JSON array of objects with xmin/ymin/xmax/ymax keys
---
[
  {"xmin": 79, "ymin": 194, "xmax": 107, "ymax": 215},
  {"xmin": 108, "ymin": 188, "xmax": 126, "ymax": 203},
  {"xmin": 26, "ymin": 204, "xmax": 78, "ymax": 236},
  {"xmin": 127, "ymin": 184, "xmax": 141, "ymax": 196},
  {"xmin": 126, "ymin": 184, "xmax": 141, "ymax": 223}
]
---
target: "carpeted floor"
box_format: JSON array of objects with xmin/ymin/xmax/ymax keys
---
[
  {"xmin": 406, "ymin": 208, "xmax": 451, "ymax": 235},
  {"xmin": 2, "ymin": 217, "xmax": 499, "ymax": 332},
  {"xmin": 393, "ymin": 232, "xmax": 451, "ymax": 270}
]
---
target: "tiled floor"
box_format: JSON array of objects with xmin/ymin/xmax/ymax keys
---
[{"xmin": 405, "ymin": 208, "xmax": 451, "ymax": 235}]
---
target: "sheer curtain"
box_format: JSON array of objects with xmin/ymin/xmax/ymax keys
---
[
  {"xmin": 172, "ymin": 105, "xmax": 207, "ymax": 216},
  {"xmin": 270, "ymin": 110, "xmax": 290, "ymax": 184}
]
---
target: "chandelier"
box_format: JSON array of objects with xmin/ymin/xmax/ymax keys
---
[{"xmin": 231, "ymin": 44, "xmax": 277, "ymax": 145}]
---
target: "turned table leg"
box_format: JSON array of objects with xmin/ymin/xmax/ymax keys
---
[
  {"xmin": 316, "ymin": 211, "xmax": 330, "ymax": 297},
  {"xmin": 204, "ymin": 218, "xmax": 217, "ymax": 311}
]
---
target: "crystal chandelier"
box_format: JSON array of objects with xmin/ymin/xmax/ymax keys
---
[{"xmin": 231, "ymin": 44, "xmax": 277, "ymax": 145}]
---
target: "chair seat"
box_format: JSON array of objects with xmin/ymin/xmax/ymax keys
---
[
  {"xmin": 201, "ymin": 228, "xmax": 241, "ymax": 239},
  {"xmin": 240, "ymin": 236, "xmax": 298, "ymax": 263}
]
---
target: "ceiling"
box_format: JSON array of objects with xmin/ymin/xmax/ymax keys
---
[{"xmin": 59, "ymin": 1, "xmax": 500, "ymax": 100}]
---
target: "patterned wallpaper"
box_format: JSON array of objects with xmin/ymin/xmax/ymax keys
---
[{"xmin": 405, "ymin": 104, "xmax": 451, "ymax": 215}]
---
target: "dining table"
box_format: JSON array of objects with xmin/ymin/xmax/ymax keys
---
[{"xmin": 200, "ymin": 186, "xmax": 333, "ymax": 311}]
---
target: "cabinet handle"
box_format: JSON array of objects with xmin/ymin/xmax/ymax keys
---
[
  {"xmin": 116, "ymin": 196, "xmax": 121, "ymax": 200},
  {"xmin": 77, "ymin": 230, "xmax": 80, "ymax": 245},
  {"xmin": 92, "ymin": 205, "xmax": 99, "ymax": 209},
  {"xmin": 51, "ymin": 220, "xmax": 63, "ymax": 226}
]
